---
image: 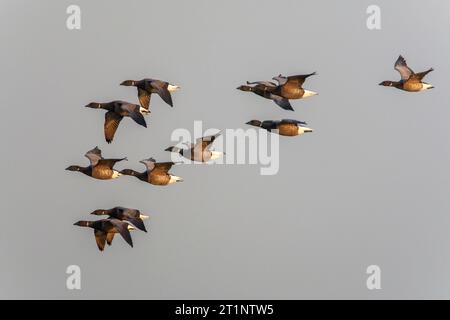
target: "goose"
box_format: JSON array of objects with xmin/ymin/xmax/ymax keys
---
[
  {"xmin": 65, "ymin": 146, "xmax": 127, "ymax": 180},
  {"xmin": 270, "ymin": 72, "xmax": 318, "ymax": 100},
  {"xmin": 165, "ymin": 132, "xmax": 224, "ymax": 162},
  {"xmin": 90, "ymin": 207, "xmax": 149, "ymax": 232},
  {"xmin": 74, "ymin": 218, "xmax": 135, "ymax": 251},
  {"xmin": 237, "ymin": 83, "xmax": 293, "ymax": 111},
  {"xmin": 120, "ymin": 158, "xmax": 183, "ymax": 186},
  {"xmin": 85, "ymin": 101, "xmax": 149, "ymax": 143},
  {"xmin": 246, "ymin": 119, "xmax": 313, "ymax": 136},
  {"xmin": 120, "ymin": 78, "xmax": 180, "ymax": 109},
  {"xmin": 379, "ymin": 55, "xmax": 434, "ymax": 92}
]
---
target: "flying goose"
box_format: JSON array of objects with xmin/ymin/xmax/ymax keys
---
[
  {"xmin": 120, "ymin": 158, "xmax": 183, "ymax": 186},
  {"xmin": 120, "ymin": 78, "xmax": 180, "ymax": 109},
  {"xmin": 90, "ymin": 207, "xmax": 149, "ymax": 232},
  {"xmin": 165, "ymin": 132, "xmax": 224, "ymax": 162},
  {"xmin": 379, "ymin": 55, "xmax": 434, "ymax": 92},
  {"xmin": 270, "ymin": 72, "xmax": 318, "ymax": 100},
  {"xmin": 74, "ymin": 218, "xmax": 135, "ymax": 251},
  {"xmin": 237, "ymin": 82, "xmax": 293, "ymax": 111},
  {"xmin": 246, "ymin": 119, "xmax": 313, "ymax": 136},
  {"xmin": 65, "ymin": 146, "xmax": 127, "ymax": 180},
  {"xmin": 85, "ymin": 101, "xmax": 149, "ymax": 143}
]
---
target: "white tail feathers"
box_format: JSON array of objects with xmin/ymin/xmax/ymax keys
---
[{"xmin": 168, "ymin": 175, "xmax": 184, "ymax": 184}]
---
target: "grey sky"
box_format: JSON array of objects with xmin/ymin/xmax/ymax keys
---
[{"xmin": 1, "ymin": 0, "xmax": 450, "ymax": 299}]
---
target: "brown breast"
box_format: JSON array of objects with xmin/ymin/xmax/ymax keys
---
[
  {"xmin": 402, "ymin": 80, "xmax": 423, "ymax": 92},
  {"xmin": 92, "ymin": 166, "xmax": 115, "ymax": 179},
  {"xmin": 148, "ymin": 172, "xmax": 171, "ymax": 185},
  {"xmin": 278, "ymin": 123, "xmax": 299, "ymax": 136},
  {"xmin": 280, "ymin": 85, "xmax": 304, "ymax": 99}
]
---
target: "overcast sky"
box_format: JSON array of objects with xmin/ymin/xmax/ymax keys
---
[{"xmin": 1, "ymin": 0, "xmax": 450, "ymax": 299}]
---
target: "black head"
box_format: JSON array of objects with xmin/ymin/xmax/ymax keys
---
[
  {"xmin": 379, "ymin": 81, "xmax": 394, "ymax": 87},
  {"xmin": 236, "ymin": 85, "xmax": 252, "ymax": 92},
  {"xmin": 84, "ymin": 102, "xmax": 102, "ymax": 109},
  {"xmin": 120, "ymin": 80, "xmax": 137, "ymax": 86},
  {"xmin": 120, "ymin": 169, "xmax": 138, "ymax": 176},
  {"xmin": 65, "ymin": 165, "xmax": 82, "ymax": 172},
  {"xmin": 90, "ymin": 209, "xmax": 106, "ymax": 216},
  {"xmin": 246, "ymin": 120, "xmax": 262, "ymax": 127},
  {"xmin": 73, "ymin": 220, "xmax": 91, "ymax": 228}
]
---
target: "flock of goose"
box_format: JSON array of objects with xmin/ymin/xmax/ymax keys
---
[{"xmin": 67, "ymin": 55, "xmax": 434, "ymax": 251}]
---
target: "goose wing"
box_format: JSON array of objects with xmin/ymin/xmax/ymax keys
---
[
  {"xmin": 122, "ymin": 208, "xmax": 147, "ymax": 232},
  {"xmin": 269, "ymin": 94, "xmax": 294, "ymax": 111},
  {"xmin": 411, "ymin": 68, "xmax": 434, "ymax": 81},
  {"xmin": 394, "ymin": 55, "xmax": 414, "ymax": 81},
  {"xmin": 94, "ymin": 230, "xmax": 107, "ymax": 251},
  {"xmin": 106, "ymin": 233, "xmax": 115, "ymax": 246},
  {"xmin": 284, "ymin": 72, "xmax": 316, "ymax": 88},
  {"xmin": 246, "ymin": 81, "xmax": 277, "ymax": 87},
  {"xmin": 104, "ymin": 111, "xmax": 123, "ymax": 144},
  {"xmin": 281, "ymin": 119, "xmax": 308, "ymax": 126},
  {"xmin": 120, "ymin": 103, "xmax": 147, "ymax": 127},
  {"xmin": 84, "ymin": 146, "xmax": 103, "ymax": 166},
  {"xmin": 108, "ymin": 219, "xmax": 133, "ymax": 248},
  {"xmin": 96, "ymin": 157, "xmax": 127, "ymax": 170},
  {"xmin": 150, "ymin": 80, "xmax": 173, "ymax": 107},
  {"xmin": 138, "ymin": 88, "xmax": 151, "ymax": 110}
]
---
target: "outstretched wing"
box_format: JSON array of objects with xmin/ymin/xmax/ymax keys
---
[
  {"xmin": 246, "ymin": 80, "xmax": 277, "ymax": 87},
  {"xmin": 153, "ymin": 162, "xmax": 176, "ymax": 173},
  {"xmin": 285, "ymin": 72, "xmax": 316, "ymax": 88},
  {"xmin": 122, "ymin": 209, "xmax": 147, "ymax": 232},
  {"xmin": 108, "ymin": 219, "xmax": 133, "ymax": 248},
  {"xmin": 96, "ymin": 157, "xmax": 127, "ymax": 170},
  {"xmin": 106, "ymin": 233, "xmax": 115, "ymax": 246},
  {"xmin": 138, "ymin": 88, "xmax": 151, "ymax": 110},
  {"xmin": 272, "ymin": 74, "xmax": 288, "ymax": 85},
  {"xmin": 104, "ymin": 111, "xmax": 123, "ymax": 144},
  {"xmin": 270, "ymin": 94, "xmax": 294, "ymax": 111},
  {"xmin": 411, "ymin": 68, "xmax": 434, "ymax": 81},
  {"xmin": 85, "ymin": 146, "xmax": 103, "ymax": 166},
  {"xmin": 394, "ymin": 55, "xmax": 414, "ymax": 81},
  {"xmin": 94, "ymin": 230, "xmax": 107, "ymax": 251},
  {"xmin": 120, "ymin": 103, "xmax": 147, "ymax": 128},
  {"xmin": 281, "ymin": 119, "xmax": 308, "ymax": 126},
  {"xmin": 151, "ymin": 80, "xmax": 173, "ymax": 107}
]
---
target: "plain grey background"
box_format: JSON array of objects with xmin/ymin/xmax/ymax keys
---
[{"xmin": 1, "ymin": 0, "xmax": 450, "ymax": 299}]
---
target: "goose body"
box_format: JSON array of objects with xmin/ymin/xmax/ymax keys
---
[
  {"xmin": 74, "ymin": 218, "xmax": 135, "ymax": 251},
  {"xmin": 65, "ymin": 146, "xmax": 127, "ymax": 180},
  {"xmin": 120, "ymin": 78, "xmax": 180, "ymax": 109},
  {"xmin": 85, "ymin": 100, "xmax": 149, "ymax": 143},
  {"xmin": 165, "ymin": 132, "xmax": 224, "ymax": 162},
  {"xmin": 237, "ymin": 73, "xmax": 317, "ymax": 111},
  {"xmin": 90, "ymin": 207, "xmax": 149, "ymax": 232},
  {"xmin": 246, "ymin": 119, "xmax": 313, "ymax": 136},
  {"xmin": 120, "ymin": 158, "xmax": 183, "ymax": 186},
  {"xmin": 379, "ymin": 55, "xmax": 434, "ymax": 92}
]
